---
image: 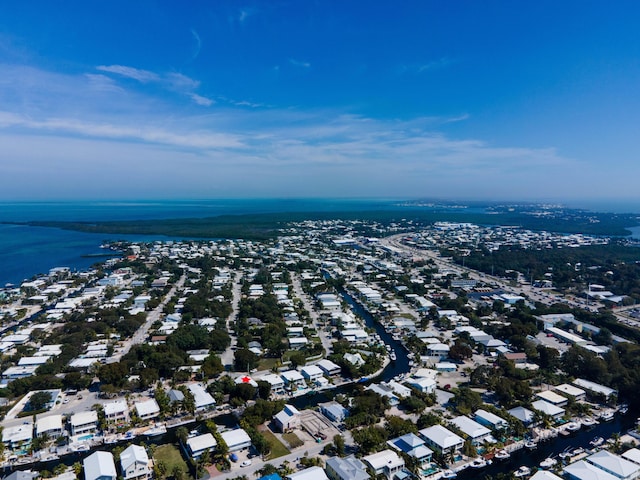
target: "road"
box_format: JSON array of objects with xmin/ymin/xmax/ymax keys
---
[
  {"xmin": 112, "ymin": 273, "xmax": 186, "ymax": 362},
  {"xmin": 220, "ymin": 272, "xmax": 243, "ymax": 369},
  {"xmin": 290, "ymin": 273, "xmax": 333, "ymax": 356}
]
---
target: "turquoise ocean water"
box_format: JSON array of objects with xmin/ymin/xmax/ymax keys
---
[{"xmin": 0, "ymin": 198, "xmax": 638, "ymax": 287}]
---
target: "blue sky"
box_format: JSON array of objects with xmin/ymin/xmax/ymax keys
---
[{"xmin": 1, "ymin": 1, "xmax": 639, "ymax": 204}]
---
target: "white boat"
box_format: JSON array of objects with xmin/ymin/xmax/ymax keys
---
[
  {"xmin": 494, "ymin": 449, "xmax": 510, "ymax": 460},
  {"xmin": 144, "ymin": 423, "xmax": 167, "ymax": 437},
  {"xmin": 514, "ymin": 466, "xmax": 531, "ymax": 478},
  {"xmin": 540, "ymin": 457, "xmax": 556, "ymax": 469},
  {"xmin": 441, "ymin": 469, "xmax": 457, "ymax": 479},
  {"xmin": 565, "ymin": 421, "xmax": 581, "ymax": 432},
  {"xmin": 600, "ymin": 410, "xmax": 615, "ymax": 422},
  {"xmin": 469, "ymin": 458, "xmax": 487, "ymax": 468},
  {"xmin": 524, "ymin": 440, "xmax": 537, "ymax": 449},
  {"xmin": 559, "ymin": 447, "xmax": 573, "ymax": 460},
  {"xmin": 619, "ymin": 405, "xmax": 629, "ymax": 415},
  {"xmin": 590, "ymin": 436, "xmax": 605, "ymax": 447},
  {"xmin": 581, "ymin": 417, "xmax": 598, "ymax": 427}
]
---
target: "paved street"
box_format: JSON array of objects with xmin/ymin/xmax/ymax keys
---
[
  {"xmin": 291, "ymin": 273, "xmax": 333, "ymax": 356},
  {"xmin": 220, "ymin": 272, "xmax": 243, "ymax": 369}
]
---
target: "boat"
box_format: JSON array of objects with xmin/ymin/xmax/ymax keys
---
[
  {"xmin": 144, "ymin": 423, "xmax": 167, "ymax": 437},
  {"xmin": 514, "ymin": 466, "xmax": 531, "ymax": 478},
  {"xmin": 559, "ymin": 447, "xmax": 573, "ymax": 460},
  {"xmin": 469, "ymin": 458, "xmax": 487, "ymax": 468},
  {"xmin": 600, "ymin": 410, "xmax": 615, "ymax": 422},
  {"xmin": 571, "ymin": 447, "xmax": 585, "ymax": 456},
  {"xmin": 565, "ymin": 421, "xmax": 581, "ymax": 432},
  {"xmin": 539, "ymin": 457, "xmax": 556, "ymax": 469},
  {"xmin": 389, "ymin": 351, "xmax": 397, "ymax": 361},
  {"xmin": 619, "ymin": 405, "xmax": 629, "ymax": 415},
  {"xmin": 581, "ymin": 417, "xmax": 598, "ymax": 427},
  {"xmin": 441, "ymin": 469, "xmax": 457, "ymax": 479},
  {"xmin": 524, "ymin": 440, "xmax": 537, "ymax": 449},
  {"xmin": 494, "ymin": 449, "xmax": 510, "ymax": 460},
  {"xmin": 590, "ymin": 436, "xmax": 605, "ymax": 447}
]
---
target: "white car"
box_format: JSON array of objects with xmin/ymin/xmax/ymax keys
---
[{"xmin": 240, "ymin": 460, "xmax": 252, "ymax": 467}]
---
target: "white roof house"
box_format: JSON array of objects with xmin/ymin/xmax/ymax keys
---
[
  {"xmin": 536, "ymin": 390, "xmax": 569, "ymax": 406},
  {"xmin": 586, "ymin": 450, "xmax": 640, "ymax": 480},
  {"xmin": 419, "ymin": 425, "xmax": 464, "ymax": 455},
  {"xmin": 83, "ymin": 451, "xmax": 117, "ymax": 480},
  {"xmin": 300, "ymin": 365, "xmax": 323, "ymax": 381},
  {"xmin": 573, "ymin": 378, "xmax": 617, "ymax": 399},
  {"xmin": 622, "ymin": 448, "xmax": 640, "ymax": 466},
  {"xmin": 325, "ymin": 455, "xmax": 369, "ymax": 480},
  {"xmin": 286, "ymin": 466, "xmax": 329, "ymax": 480},
  {"xmin": 564, "ymin": 460, "xmax": 619, "ymax": 480},
  {"xmin": 406, "ymin": 377, "xmax": 437, "ymax": 394},
  {"xmin": 103, "ymin": 400, "xmax": 129, "ymax": 421},
  {"xmin": 36, "ymin": 414, "xmax": 63, "ymax": 438},
  {"xmin": 474, "ymin": 409, "xmax": 509, "ymax": 430},
  {"xmin": 450, "ymin": 416, "xmax": 493, "ymax": 445},
  {"xmin": 2, "ymin": 423, "xmax": 33, "ymax": 448},
  {"xmin": 508, "ymin": 406, "xmax": 535, "ymax": 425},
  {"xmin": 274, "ymin": 404, "xmax": 302, "ymax": 432},
  {"xmin": 70, "ymin": 410, "xmax": 98, "ymax": 436},
  {"xmin": 259, "ymin": 373, "xmax": 286, "ymax": 393},
  {"xmin": 134, "ymin": 399, "xmax": 160, "ymax": 420},
  {"xmin": 186, "ymin": 433, "xmax": 217, "ymax": 460},
  {"xmin": 531, "ymin": 400, "xmax": 565, "ymax": 419},
  {"xmin": 281, "ymin": 370, "xmax": 305, "ymax": 387},
  {"xmin": 187, "ymin": 383, "xmax": 216, "ymax": 411},
  {"xmin": 363, "ymin": 449, "xmax": 405, "ymax": 479},
  {"xmin": 530, "ymin": 471, "xmax": 563, "ymax": 480},
  {"xmin": 387, "ymin": 433, "xmax": 433, "ymax": 464},
  {"xmin": 120, "ymin": 444, "xmax": 150, "ymax": 480},
  {"xmin": 554, "ymin": 383, "xmax": 587, "ymax": 400},
  {"xmin": 317, "ymin": 359, "xmax": 341, "ymax": 376},
  {"xmin": 220, "ymin": 428, "xmax": 252, "ymax": 452}
]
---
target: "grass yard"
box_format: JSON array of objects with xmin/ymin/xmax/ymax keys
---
[
  {"xmin": 153, "ymin": 444, "xmax": 189, "ymax": 476},
  {"xmin": 261, "ymin": 429, "xmax": 291, "ymax": 459},
  {"xmin": 258, "ymin": 357, "xmax": 280, "ymax": 371},
  {"xmin": 282, "ymin": 432, "xmax": 304, "ymax": 449}
]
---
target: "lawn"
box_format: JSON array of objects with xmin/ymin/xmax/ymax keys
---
[
  {"xmin": 258, "ymin": 357, "xmax": 280, "ymax": 371},
  {"xmin": 260, "ymin": 429, "xmax": 291, "ymax": 459},
  {"xmin": 282, "ymin": 432, "xmax": 304, "ymax": 449},
  {"xmin": 153, "ymin": 444, "xmax": 189, "ymax": 476}
]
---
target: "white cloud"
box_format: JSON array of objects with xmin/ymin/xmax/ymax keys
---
[
  {"xmin": 289, "ymin": 58, "xmax": 311, "ymax": 68},
  {"xmin": 96, "ymin": 65, "xmax": 159, "ymax": 83},
  {"xmin": 191, "ymin": 94, "xmax": 214, "ymax": 106},
  {"xmin": 190, "ymin": 29, "xmax": 202, "ymax": 60}
]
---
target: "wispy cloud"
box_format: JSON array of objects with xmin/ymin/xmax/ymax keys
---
[
  {"xmin": 96, "ymin": 65, "xmax": 159, "ymax": 83},
  {"xmin": 96, "ymin": 65, "xmax": 212, "ymax": 107},
  {"xmin": 289, "ymin": 58, "xmax": 311, "ymax": 69},
  {"xmin": 418, "ymin": 56, "xmax": 456, "ymax": 72},
  {"xmin": 190, "ymin": 28, "xmax": 202, "ymax": 61}
]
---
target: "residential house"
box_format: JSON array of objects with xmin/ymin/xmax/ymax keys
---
[
  {"xmin": 120, "ymin": 444, "xmax": 151, "ymax": 480},
  {"xmin": 387, "ymin": 433, "xmax": 433, "ymax": 466},
  {"xmin": 36, "ymin": 414, "xmax": 63, "ymax": 438},
  {"xmin": 286, "ymin": 467, "xmax": 329, "ymax": 480},
  {"xmin": 83, "ymin": 451, "xmax": 117, "ymax": 480},
  {"xmin": 274, "ymin": 405, "xmax": 302, "ymax": 432},
  {"xmin": 134, "ymin": 399, "xmax": 160, "ymax": 421},
  {"xmin": 186, "ymin": 433, "xmax": 217, "ymax": 460},
  {"xmin": 419, "ymin": 425, "xmax": 464, "ymax": 456},
  {"xmin": 585, "ymin": 450, "xmax": 640, "ymax": 480},
  {"xmin": 187, "ymin": 383, "xmax": 216, "ymax": 411},
  {"xmin": 474, "ymin": 409, "xmax": 509, "ymax": 431},
  {"xmin": 362, "ymin": 449, "xmax": 405, "ymax": 479},
  {"xmin": 320, "ymin": 402, "xmax": 349, "ymax": 423},
  {"xmin": 300, "ymin": 365, "xmax": 323, "ymax": 383},
  {"xmin": 280, "ymin": 370, "xmax": 306, "ymax": 391},
  {"xmin": 103, "ymin": 400, "xmax": 129, "ymax": 424},
  {"xmin": 450, "ymin": 416, "xmax": 493, "ymax": 446},
  {"xmin": 531, "ymin": 400, "xmax": 565, "ymax": 421},
  {"xmin": 325, "ymin": 455, "xmax": 370, "ymax": 480},
  {"xmin": 220, "ymin": 428, "xmax": 252, "ymax": 452},
  {"xmin": 317, "ymin": 359, "xmax": 341, "ymax": 376},
  {"xmin": 70, "ymin": 411, "xmax": 99, "ymax": 436},
  {"xmin": 260, "ymin": 374, "xmax": 286, "ymax": 395}
]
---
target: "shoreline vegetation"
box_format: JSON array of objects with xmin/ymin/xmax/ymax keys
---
[{"xmin": 3, "ymin": 207, "xmax": 640, "ymax": 240}]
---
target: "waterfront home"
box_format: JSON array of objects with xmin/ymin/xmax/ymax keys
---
[
  {"xmin": 427, "ymin": 343, "xmax": 450, "ymax": 359},
  {"xmin": 300, "ymin": 365, "xmax": 324, "ymax": 383},
  {"xmin": 36, "ymin": 414, "xmax": 63, "ymax": 438},
  {"xmin": 286, "ymin": 466, "xmax": 329, "ymax": 480},
  {"xmin": 474, "ymin": 409, "xmax": 509, "ymax": 431},
  {"xmin": 220, "ymin": 428, "xmax": 252, "ymax": 452},
  {"xmin": 622, "ymin": 449, "xmax": 640, "ymax": 466},
  {"xmin": 186, "ymin": 433, "xmax": 217, "ymax": 460},
  {"xmin": 406, "ymin": 377, "xmax": 436, "ymax": 394},
  {"xmin": 366, "ymin": 383, "xmax": 400, "ymax": 406},
  {"xmin": 259, "ymin": 373, "xmax": 286, "ymax": 395},
  {"xmin": 281, "ymin": 370, "xmax": 306, "ymax": 390},
  {"xmin": 83, "ymin": 451, "xmax": 117, "ymax": 480},
  {"xmin": 564, "ymin": 460, "xmax": 619, "ymax": 480},
  {"xmin": 2, "ymin": 423, "xmax": 33, "ymax": 450},
  {"xmin": 186, "ymin": 383, "xmax": 216, "ymax": 411},
  {"xmin": 362, "ymin": 449, "xmax": 405, "ymax": 479},
  {"xmin": 419, "ymin": 425, "xmax": 464, "ymax": 456},
  {"xmin": 531, "ymin": 400, "xmax": 565, "ymax": 421},
  {"xmin": 317, "ymin": 359, "xmax": 341, "ymax": 376},
  {"xmin": 573, "ymin": 378, "xmax": 618, "ymax": 403},
  {"xmin": 553, "ymin": 383, "xmax": 587, "ymax": 402},
  {"xmin": 274, "ymin": 404, "xmax": 302, "ymax": 432},
  {"xmin": 103, "ymin": 400, "xmax": 129, "ymax": 424},
  {"xmin": 134, "ymin": 399, "xmax": 160, "ymax": 421},
  {"xmin": 387, "ymin": 432, "xmax": 433, "ymax": 465},
  {"xmin": 585, "ymin": 450, "xmax": 640, "ymax": 480},
  {"xmin": 530, "ymin": 472, "xmax": 563, "ymax": 480},
  {"xmin": 70, "ymin": 410, "xmax": 99, "ymax": 436},
  {"xmin": 320, "ymin": 401, "xmax": 349, "ymax": 423},
  {"xmin": 536, "ymin": 390, "xmax": 569, "ymax": 407},
  {"xmin": 450, "ymin": 416, "xmax": 493, "ymax": 446},
  {"xmin": 508, "ymin": 406, "xmax": 535, "ymax": 425},
  {"xmin": 2, "ymin": 471, "xmax": 39, "ymax": 480},
  {"xmin": 120, "ymin": 444, "xmax": 151, "ymax": 480},
  {"xmin": 325, "ymin": 455, "xmax": 370, "ymax": 480}
]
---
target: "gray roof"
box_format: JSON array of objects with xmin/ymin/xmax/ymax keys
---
[{"xmin": 326, "ymin": 455, "xmax": 369, "ymax": 480}]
